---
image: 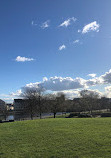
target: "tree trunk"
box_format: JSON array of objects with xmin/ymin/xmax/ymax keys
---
[
  {"xmin": 30, "ymin": 103, "xmax": 33, "ymax": 120},
  {"xmin": 4, "ymin": 114, "xmax": 7, "ymax": 121},
  {"xmin": 31, "ymin": 113, "xmax": 33, "ymax": 120},
  {"xmin": 40, "ymin": 112, "xmax": 42, "ymax": 119},
  {"xmin": 39, "ymin": 95, "xmax": 42, "ymax": 119},
  {"xmin": 110, "ymin": 103, "xmax": 111, "ymax": 112},
  {"xmin": 54, "ymin": 112, "xmax": 56, "ymax": 118}
]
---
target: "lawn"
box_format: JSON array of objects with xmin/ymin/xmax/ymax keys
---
[{"xmin": 0, "ymin": 118, "xmax": 111, "ymax": 158}]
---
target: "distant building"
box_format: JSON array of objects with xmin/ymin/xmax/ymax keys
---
[
  {"xmin": 6, "ymin": 103, "xmax": 14, "ymax": 111},
  {"xmin": 13, "ymin": 99, "xmax": 29, "ymax": 120},
  {"xmin": 14, "ymin": 99, "xmax": 28, "ymax": 110},
  {"xmin": 0, "ymin": 99, "xmax": 6, "ymax": 112}
]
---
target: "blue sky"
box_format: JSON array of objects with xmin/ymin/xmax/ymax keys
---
[{"xmin": 0, "ymin": 0, "xmax": 111, "ymax": 102}]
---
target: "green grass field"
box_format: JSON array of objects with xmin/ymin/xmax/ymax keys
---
[{"xmin": 0, "ymin": 118, "xmax": 111, "ymax": 158}]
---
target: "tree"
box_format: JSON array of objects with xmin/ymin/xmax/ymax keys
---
[
  {"xmin": 100, "ymin": 97, "xmax": 109, "ymax": 111},
  {"xmin": 22, "ymin": 85, "xmax": 45, "ymax": 119},
  {"xmin": 109, "ymin": 101, "xmax": 111, "ymax": 112},
  {"xmin": 80, "ymin": 90, "xmax": 99, "ymax": 114},
  {"xmin": 48, "ymin": 93, "xmax": 65, "ymax": 118}
]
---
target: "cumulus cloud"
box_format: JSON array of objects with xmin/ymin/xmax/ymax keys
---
[
  {"xmin": 62, "ymin": 89, "xmax": 103, "ymax": 99},
  {"xmin": 82, "ymin": 21, "xmax": 100, "ymax": 34},
  {"xmin": 41, "ymin": 20, "xmax": 50, "ymax": 29},
  {"xmin": 52, "ymin": 89, "xmax": 103, "ymax": 99},
  {"xmin": 104, "ymin": 86, "xmax": 111, "ymax": 98},
  {"xmin": 105, "ymin": 86, "xmax": 111, "ymax": 92},
  {"xmin": 17, "ymin": 69, "xmax": 111, "ymax": 90},
  {"xmin": 11, "ymin": 69, "xmax": 111, "ymax": 99},
  {"xmin": 86, "ymin": 77, "xmax": 103, "ymax": 86},
  {"xmin": 59, "ymin": 44, "xmax": 66, "ymax": 51},
  {"xmin": 79, "ymin": 89, "xmax": 103, "ymax": 98},
  {"xmin": 10, "ymin": 89, "xmax": 22, "ymax": 97},
  {"xmin": 22, "ymin": 76, "xmax": 87, "ymax": 92},
  {"xmin": 60, "ymin": 89, "xmax": 80, "ymax": 99},
  {"xmin": 59, "ymin": 17, "xmax": 76, "ymax": 27},
  {"xmin": 43, "ymin": 77, "xmax": 87, "ymax": 91},
  {"xmin": 15, "ymin": 56, "xmax": 34, "ymax": 62},
  {"xmin": 86, "ymin": 69, "xmax": 111, "ymax": 86},
  {"xmin": 100, "ymin": 69, "xmax": 111, "ymax": 84},
  {"xmin": 88, "ymin": 73, "xmax": 96, "ymax": 78},
  {"xmin": 43, "ymin": 77, "xmax": 48, "ymax": 82},
  {"xmin": 73, "ymin": 40, "xmax": 79, "ymax": 44}
]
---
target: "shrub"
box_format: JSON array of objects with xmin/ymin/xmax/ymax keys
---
[
  {"xmin": 78, "ymin": 114, "xmax": 92, "ymax": 118},
  {"xmin": 67, "ymin": 113, "xmax": 92, "ymax": 118},
  {"xmin": 0, "ymin": 120, "xmax": 2, "ymax": 123},
  {"xmin": 67, "ymin": 112, "xmax": 80, "ymax": 118},
  {"xmin": 101, "ymin": 113, "xmax": 111, "ymax": 117},
  {"xmin": 9, "ymin": 120, "xmax": 14, "ymax": 122}
]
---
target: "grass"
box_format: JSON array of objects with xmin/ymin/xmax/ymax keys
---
[{"xmin": 0, "ymin": 118, "xmax": 111, "ymax": 158}]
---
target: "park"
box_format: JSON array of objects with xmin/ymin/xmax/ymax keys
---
[
  {"xmin": 0, "ymin": 1, "xmax": 111, "ymax": 157},
  {"xmin": 0, "ymin": 118, "xmax": 111, "ymax": 158}
]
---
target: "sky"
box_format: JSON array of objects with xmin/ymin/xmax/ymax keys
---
[{"xmin": 0, "ymin": 0, "xmax": 111, "ymax": 102}]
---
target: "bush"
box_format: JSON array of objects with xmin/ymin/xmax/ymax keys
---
[
  {"xmin": 9, "ymin": 120, "xmax": 14, "ymax": 122},
  {"xmin": 67, "ymin": 113, "xmax": 92, "ymax": 118},
  {"xmin": 101, "ymin": 113, "xmax": 111, "ymax": 117},
  {"xmin": 0, "ymin": 120, "xmax": 2, "ymax": 123},
  {"xmin": 67, "ymin": 112, "xmax": 80, "ymax": 118},
  {"xmin": 78, "ymin": 114, "xmax": 92, "ymax": 118}
]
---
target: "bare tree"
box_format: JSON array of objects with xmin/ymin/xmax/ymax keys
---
[
  {"xmin": 48, "ymin": 93, "xmax": 65, "ymax": 118},
  {"xmin": 80, "ymin": 90, "xmax": 99, "ymax": 114},
  {"xmin": 22, "ymin": 85, "xmax": 45, "ymax": 119}
]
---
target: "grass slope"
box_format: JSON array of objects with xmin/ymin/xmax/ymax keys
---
[{"xmin": 0, "ymin": 118, "xmax": 111, "ymax": 158}]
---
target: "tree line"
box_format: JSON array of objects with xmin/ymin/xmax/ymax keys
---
[
  {"xmin": 15, "ymin": 88, "xmax": 111, "ymax": 120},
  {"xmin": 0, "ymin": 88, "xmax": 111, "ymax": 120}
]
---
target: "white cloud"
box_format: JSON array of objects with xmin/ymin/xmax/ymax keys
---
[
  {"xmin": 73, "ymin": 40, "xmax": 79, "ymax": 44},
  {"xmin": 3, "ymin": 97, "xmax": 14, "ymax": 102},
  {"xmin": 82, "ymin": 21, "xmax": 100, "ymax": 34},
  {"xmin": 11, "ymin": 69, "xmax": 111, "ymax": 99},
  {"xmin": 79, "ymin": 89, "xmax": 103, "ymax": 98},
  {"xmin": 105, "ymin": 86, "xmax": 111, "ymax": 92},
  {"xmin": 22, "ymin": 76, "xmax": 87, "ymax": 92},
  {"xmin": 43, "ymin": 77, "xmax": 48, "ymax": 82},
  {"xmin": 104, "ymin": 86, "xmax": 111, "ymax": 98},
  {"xmin": 100, "ymin": 69, "xmax": 111, "ymax": 84},
  {"xmin": 86, "ymin": 77, "xmax": 103, "ymax": 86},
  {"xmin": 0, "ymin": 94, "xmax": 10, "ymax": 97},
  {"xmin": 10, "ymin": 89, "xmax": 22, "ymax": 97},
  {"xmin": 41, "ymin": 20, "xmax": 50, "ymax": 29},
  {"xmin": 88, "ymin": 73, "xmax": 96, "ymax": 78},
  {"xmin": 52, "ymin": 88, "xmax": 103, "ymax": 99},
  {"xmin": 0, "ymin": 90, "xmax": 23, "ymax": 103},
  {"xmin": 86, "ymin": 70, "xmax": 111, "ymax": 86},
  {"xmin": 59, "ymin": 44, "xmax": 66, "ymax": 51},
  {"xmin": 63, "ymin": 89, "xmax": 103, "ymax": 99},
  {"xmin": 31, "ymin": 21, "xmax": 34, "ymax": 25},
  {"xmin": 60, "ymin": 89, "xmax": 80, "ymax": 99},
  {"xmin": 15, "ymin": 56, "xmax": 34, "ymax": 62},
  {"xmin": 0, "ymin": 94, "xmax": 14, "ymax": 103},
  {"xmin": 31, "ymin": 20, "xmax": 37, "ymax": 26},
  {"xmin": 78, "ymin": 29, "xmax": 81, "ymax": 33},
  {"xmin": 59, "ymin": 17, "xmax": 76, "ymax": 27}
]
